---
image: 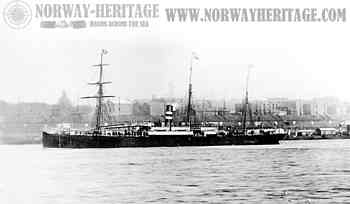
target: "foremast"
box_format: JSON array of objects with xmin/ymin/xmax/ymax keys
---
[{"xmin": 81, "ymin": 49, "xmax": 115, "ymax": 132}]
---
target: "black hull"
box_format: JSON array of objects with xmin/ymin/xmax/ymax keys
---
[{"xmin": 42, "ymin": 132, "xmax": 285, "ymax": 148}]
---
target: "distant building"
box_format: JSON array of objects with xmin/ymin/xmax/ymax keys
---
[
  {"xmin": 150, "ymin": 99, "xmax": 166, "ymax": 116},
  {"xmin": 311, "ymin": 100, "xmax": 327, "ymax": 116},
  {"xmin": 250, "ymin": 99, "xmax": 279, "ymax": 115},
  {"xmin": 233, "ymin": 97, "xmax": 344, "ymax": 117},
  {"xmin": 310, "ymin": 97, "xmax": 341, "ymax": 116},
  {"xmin": 57, "ymin": 90, "xmax": 73, "ymax": 108},
  {"xmin": 115, "ymin": 99, "xmax": 133, "ymax": 116},
  {"xmin": 272, "ymin": 99, "xmax": 297, "ymax": 115},
  {"xmin": 296, "ymin": 100, "xmax": 303, "ymax": 116},
  {"xmin": 344, "ymin": 103, "xmax": 350, "ymax": 115},
  {"xmin": 234, "ymin": 103, "xmax": 244, "ymax": 114},
  {"xmin": 132, "ymin": 102, "xmax": 150, "ymax": 116},
  {"xmin": 302, "ymin": 103, "xmax": 312, "ymax": 115}
]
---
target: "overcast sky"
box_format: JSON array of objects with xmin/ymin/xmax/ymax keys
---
[{"xmin": 1, "ymin": 0, "xmax": 350, "ymax": 104}]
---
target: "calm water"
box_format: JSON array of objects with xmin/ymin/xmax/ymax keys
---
[{"xmin": 1, "ymin": 140, "xmax": 350, "ymax": 203}]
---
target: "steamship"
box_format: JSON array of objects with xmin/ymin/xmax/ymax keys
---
[{"xmin": 42, "ymin": 51, "xmax": 285, "ymax": 148}]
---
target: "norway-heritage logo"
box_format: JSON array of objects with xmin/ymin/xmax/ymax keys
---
[{"xmin": 3, "ymin": 0, "xmax": 32, "ymax": 29}]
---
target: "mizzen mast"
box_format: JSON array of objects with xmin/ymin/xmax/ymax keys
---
[
  {"xmin": 242, "ymin": 65, "xmax": 253, "ymax": 135},
  {"xmin": 186, "ymin": 52, "xmax": 199, "ymax": 126},
  {"xmin": 81, "ymin": 49, "xmax": 115, "ymax": 131}
]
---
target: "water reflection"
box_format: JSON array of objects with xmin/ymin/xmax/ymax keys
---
[{"xmin": 0, "ymin": 140, "xmax": 350, "ymax": 203}]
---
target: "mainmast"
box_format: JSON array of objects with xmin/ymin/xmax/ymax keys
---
[
  {"xmin": 242, "ymin": 65, "xmax": 253, "ymax": 135},
  {"xmin": 81, "ymin": 49, "xmax": 115, "ymax": 131},
  {"xmin": 186, "ymin": 52, "xmax": 199, "ymax": 126}
]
